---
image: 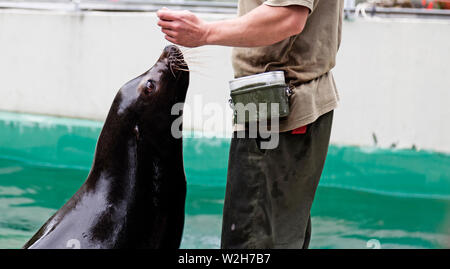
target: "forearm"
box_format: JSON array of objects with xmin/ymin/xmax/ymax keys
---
[
  {"xmin": 156, "ymin": 5, "xmax": 308, "ymax": 48},
  {"xmin": 205, "ymin": 5, "xmax": 308, "ymax": 47}
]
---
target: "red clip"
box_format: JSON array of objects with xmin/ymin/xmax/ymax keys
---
[{"xmin": 291, "ymin": 125, "xmax": 307, "ymax": 134}]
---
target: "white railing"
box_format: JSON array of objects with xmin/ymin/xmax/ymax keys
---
[
  {"xmin": 0, "ymin": 0, "xmax": 238, "ymax": 13},
  {"xmin": 1, "ymin": 0, "xmax": 450, "ymax": 17}
]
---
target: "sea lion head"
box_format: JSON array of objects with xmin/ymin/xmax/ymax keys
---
[{"xmin": 107, "ymin": 45, "xmax": 189, "ymax": 138}]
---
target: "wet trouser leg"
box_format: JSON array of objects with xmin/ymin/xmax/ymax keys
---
[{"xmin": 221, "ymin": 110, "xmax": 333, "ymax": 249}]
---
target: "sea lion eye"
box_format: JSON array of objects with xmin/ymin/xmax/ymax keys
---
[{"xmin": 145, "ymin": 80, "xmax": 155, "ymax": 93}]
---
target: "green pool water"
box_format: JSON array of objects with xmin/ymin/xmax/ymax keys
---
[{"xmin": 0, "ymin": 111, "xmax": 449, "ymax": 249}]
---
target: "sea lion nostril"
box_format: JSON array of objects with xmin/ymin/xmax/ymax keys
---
[{"xmin": 164, "ymin": 45, "xmax": 180, "ymax": 55}]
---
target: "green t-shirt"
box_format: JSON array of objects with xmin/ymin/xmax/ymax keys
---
[{"xmin": 232, "ymin": 0, "xmax": 344, "ymax": 132}]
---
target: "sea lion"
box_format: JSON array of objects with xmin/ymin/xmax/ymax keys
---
[{"xmin": 23, "ymin": 45, "xmax": 189, "ymax": 249}]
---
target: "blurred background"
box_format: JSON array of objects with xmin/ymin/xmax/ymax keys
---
[{"xmin": 0, "ymin": 0, "xmax": 449, "ymax": 249}]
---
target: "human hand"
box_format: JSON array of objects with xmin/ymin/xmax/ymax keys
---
[{"xmin": 157, "ymin": 8, "xmax": 210, "ymax": 48}]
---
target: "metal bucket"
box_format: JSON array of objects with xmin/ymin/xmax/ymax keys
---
[{"xmin": 229, "ymin": 71, "xmax": 291, "ymax": 124}]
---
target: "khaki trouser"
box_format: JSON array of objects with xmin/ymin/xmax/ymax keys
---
[{"xmin": 221, "ymin": 110, "xmax": 334, "ymax": 249}]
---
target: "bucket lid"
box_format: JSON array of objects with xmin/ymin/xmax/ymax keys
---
[{"xmin": 229, "ymin": 71, "xmax": 285, "ymax": 91}]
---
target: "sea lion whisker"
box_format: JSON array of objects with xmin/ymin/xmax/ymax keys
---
[
  {"xmin": 173, "ymin": 68, "xmax": 190, "ymax": 72},
  {"xmin": 184, "ymin": 61, "xmax": 205, "ymax": 65},
  {"xmin": 179, "ymin": 47, "xmax": 196, "ymax": 53},
  {"xmin": 169, "ymin": 63, "xmax": 177, "ymax": 77},
  {"xmin": 184, "ymin": 57, "xmax": 211, "ymax": 63},
  {"xmin": 174, "ymin": 68, "xmax": 209, "ymax": 77},
  {"xmin": 173, "ymin": 61, "xmax": 188, "ymax": 66},
  {"xmin": 178, "ymin": 50, "xmax": 203, "ymax": 57},
  {"xmin": 170, "ymin": 56, "xmax": 187, "ymax": 63},
  {"xmin": 172, "ymin": 58, "xmax": 186, "ymax": 62}
]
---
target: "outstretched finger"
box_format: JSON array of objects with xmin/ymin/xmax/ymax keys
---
[
  {"xmin": 162, "ymin": 28, "xmax": 177, "ymax": 38},
  {"xmin": 157, "ymin": 19, "xmax": 174, "ymax": 29},
  {"xmin": 157, "ymin": 9, "xmax": 180, "ymax": 21}
]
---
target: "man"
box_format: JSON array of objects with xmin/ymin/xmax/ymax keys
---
[{"xmin": 157, "ymin": 0, "xmax": 344, "ymax": 249}]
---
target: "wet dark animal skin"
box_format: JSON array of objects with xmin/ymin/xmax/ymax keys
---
[{"xmin": 23, "ymin": 45, "xmax": 189, "ymax": 249}]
